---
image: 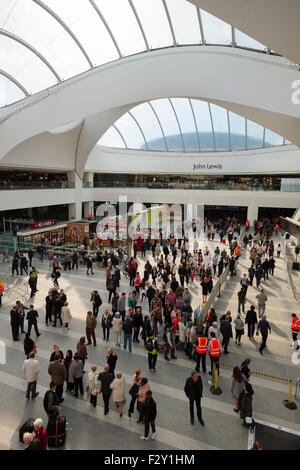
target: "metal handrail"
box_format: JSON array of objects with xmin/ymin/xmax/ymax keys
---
[{"xmin": 82, "ymin": 181, "xmax": 286, "ymax": 192}]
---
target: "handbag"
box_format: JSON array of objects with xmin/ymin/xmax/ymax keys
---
[
  {"xmin": 129, "ymin": 383, "xmax": 139, "ymax": 397},
  {"xmin": 240, "ymin": 328, "xmax": 244, "ymax": 335}
]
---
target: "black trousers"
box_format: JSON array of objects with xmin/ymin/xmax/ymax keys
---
[
  {"xmin": 74, "ymin": 377, "xmax": 84, "ymax": 397},
  {"xmin": 72, "ymin": 261, "xmax": 78, "ymax": 270},
  {"xmin": 55, "ymin": 384, "xmax": 64, "ymax": 402},
  {"xmin": 133, "ymin": 326, "xmax": 140, "ymax": 341},
  {"xmin": 195, "ymin": 353, "xmax": 206, "ymax": 372},
  {"xmin": 53, "ymin": 312, "xmax": 62, "ymax": 327},
  {"xmin": 259, "ymin": 333, "xmax": 268, "ymax": 352},
  {"xmin": 137, "ymin": 401, "xmax": 144, "ymax": 421},
  {"xmin": 102, "ymin": 392, "xmax": 111, "ymax": 414},
  {"xmin": 93, "ymin": 304, "xmax": 99, "ymax": 317},
  {"xmin": 189, "ymin": 397, "xmax": 202, "ymax": 420},
  {"xmin": 11, "ymin": 323, "xmax": 19, "ymax": 340},
  {"xmin": 247, "ymin": 323, "xmax": 255, "ymax": 338},
  {"xmin": 19, "ymin": 317, "xmax": 25, "ymax": 333},
  {"xmin": 102, "ymin": 326, "xmax": 110, "ymax": 340},
  {"xmin": 222, "ymin": 337, "xmax": 230, "ymax": 353},
  {"xmin": 26, "ymin": 381, "xmax": 37, "ymax": 398},
  {"xmin": 27, "ymin": 320, "xmax": 40, "ymax": 336},
  {"xmin": 210, "ymin": 356, "xmax": 220, "ymax": 375},
  {"xmin": 148, "ymin": 353, "xmax": 157, "ymax": 370},
  {"xmin": 144, "ymin": 419, "xmax": 156, "ymax": 438},
  {"xmin": 90, "ymin": 393, "xmax": 97, "ymax": 407},
  {"xmin": 45, "ymin": 310, "xmax": 52, "ymax": 324},
  {"xmin": 235, "ymin": 330, "xmax": 242, "ymax": 342},
  {"xmin": 128, "ymin": 394, "xmax": 137, "ymax": 413}
]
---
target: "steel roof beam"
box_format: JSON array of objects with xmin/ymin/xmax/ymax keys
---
[{"xmin": 0, "ymin": 29, "xmax": 61, "ymax": 82}]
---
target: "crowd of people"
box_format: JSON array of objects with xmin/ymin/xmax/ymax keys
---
[{"xmin": 5, "ymin": 215, "xmax": 291, "ymax": 450}]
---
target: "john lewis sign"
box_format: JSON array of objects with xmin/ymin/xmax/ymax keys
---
[{"xmin": 193, "ymin": 163, "xmax": 223, "ymax": 171}]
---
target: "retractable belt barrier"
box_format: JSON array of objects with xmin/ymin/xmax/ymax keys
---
[{"xmin": 218, "ymin": 362, "xmax": 297, "ymax": 410}]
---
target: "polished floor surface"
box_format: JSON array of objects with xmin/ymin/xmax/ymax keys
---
[{"xmin": 0, "ymin": 234, "xmax": 299, "ymax": 450}]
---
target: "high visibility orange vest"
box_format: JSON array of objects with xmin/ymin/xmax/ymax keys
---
[
  {"xmin": 275, "ymin": 224, "xmax": 279, "ymax": 230},
  {"xmin": 291, "ymin": 316, "xmax": 300, "ymax": 334},
  {"xmin": 246, "ymin": 220, "xmax": 250, "ymax": 227},
  {"xmin": 235, "ymin": 247, "xmax": 241, "ymax": 255},
  {"xmin": 195, "ymin": 337, "xmax": 208, "ymax": 354},
  {"xmin": 209, "ymin": 339, "xmax": 221, "ymax": 357}
]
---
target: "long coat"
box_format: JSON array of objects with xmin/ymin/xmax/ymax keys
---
[
  {"xmin": 238, "ymin": 390, "xmax": 253, "ymax": 419},
  {"xmin": 110, "ymin": 376, "xmax": 126, "ymax": 403}
]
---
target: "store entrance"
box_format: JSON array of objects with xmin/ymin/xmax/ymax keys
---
[
  {"xmin": 204, "ymin": 205, "xmax": 247, "ymax": 223},
  {"xmin": 258, "ymin": 207, "xmax": 295, "ymax": 220}
]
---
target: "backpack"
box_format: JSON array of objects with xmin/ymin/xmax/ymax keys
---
[{"xmin": 146, "ymin": 338, "xmax": 154, "ymax": 353}]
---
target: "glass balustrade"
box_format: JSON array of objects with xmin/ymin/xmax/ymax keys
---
[
  {"xmin": 0, "ymin": 181, "xmax": 75, "ymax": 190},
  {"xmin": 81, "ymin": 180, "xmax": 298, "ymax": 191}
]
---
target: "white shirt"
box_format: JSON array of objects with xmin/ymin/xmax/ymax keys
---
[{"xmin": 22, "ymin": 358, "xmax": 39, "ymax": 382}]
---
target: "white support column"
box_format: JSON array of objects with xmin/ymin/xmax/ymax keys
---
[
  {"xmin": 83, "ymin": 172, "xmax": 94, "ymax": 218},
  {"xmin": 83, "ymin": 201, "xmax": 94, "ymax": 218},
  {"xmin": 83, "ymin": 172, "xmax": 94, "ymax": 185},
  {"xmin": 68, "ymin": 171, "xmax": 82, "ymax": 221},
  {"xmin": 247, "ymin": 201, "xmax": 259, "ymax": 224}
]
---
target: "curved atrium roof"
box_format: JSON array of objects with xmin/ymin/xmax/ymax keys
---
[
  {"xmin": 98, "ymin": 98, "xmax": 290, "ymax": 153},
  {"xmin": 0, "ymin": 0, "xmax": 272, "ymax": 108}
]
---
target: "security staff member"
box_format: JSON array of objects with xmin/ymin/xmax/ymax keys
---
[
  {"xmin": 195, "ymin": 336, "xmax": 208, "ymax": 373},
  {"xmin": 235, "ymin": 246, "xmax": 241, "ymax": 260},
  {"xmin": 146, "ymin": 330, "xmax": 158, "ymax": 372},
  {"xmin": 208, "ymin": 332, "xmax": 221, "ymax": 376},
  {"xmin": 291, "ymin": 314, "xmax": 300, "ymax": 350}
]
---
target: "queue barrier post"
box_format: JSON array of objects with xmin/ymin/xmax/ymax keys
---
[
  {"xmin": 283, "ymin": 381, "xmax": 297, "ymax": 410},
  {"xmin": 210, "ymin": 368, "xmax": 222, "ymax": 396}
]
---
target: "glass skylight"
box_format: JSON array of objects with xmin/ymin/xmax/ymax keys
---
[
  {"xmin": 98, "ymin": 98, "xmax": 288, "ymax": 153},
  {"xmin": 0, "ymin": 0, "xmax": 273, "ymax": 107}
]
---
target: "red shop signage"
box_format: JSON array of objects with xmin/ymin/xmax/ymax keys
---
[{"xmin": 30, "ymin": 219, "xmax": 57, "ymax": 230}]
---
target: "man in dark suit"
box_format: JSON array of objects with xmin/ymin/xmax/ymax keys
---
[
  {"xmin": 220, "ymin": 314, "xmax": 233, "ymax": 354},
  {"xmin": 86, "ymin": 256, "xmax": 94, "ymax": 275},
  {"xmin": 71, "ymin": 250, "xmax": 78, "ymax": 270},
  {"xmin": 98, "ymin": 365, "xmax": 114, "ymax": 415},
  {"xmin": 10, "ymin": 305, "xmax": 20, "ymax": 341},
  {"xmin": 26, "ymin": 305, "xmax": 41, "ymax": 337},
  {"xmin": 184, "ymin": 371, "xmax": 205, "ymax": 425}
]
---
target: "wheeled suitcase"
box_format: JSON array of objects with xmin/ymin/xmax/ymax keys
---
[
  {"xmin": 19, "ymin": 418, "xmax": 34, "ymax": 442},
  {"xmin": 47, "ymin": 415, "xmax": 66, "ymax": 447}
]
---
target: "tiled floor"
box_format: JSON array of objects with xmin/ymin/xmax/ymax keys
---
[{"xmin": 0, "ymin": 234, "xmax": 299, "ymax": 450}]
